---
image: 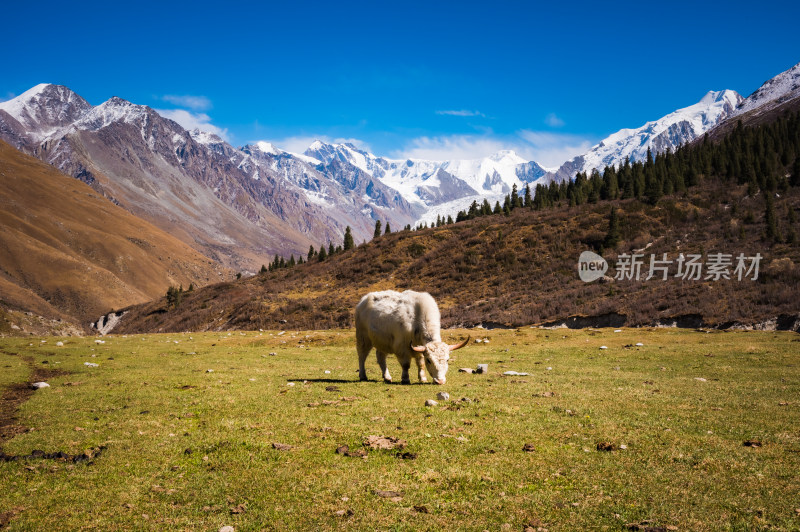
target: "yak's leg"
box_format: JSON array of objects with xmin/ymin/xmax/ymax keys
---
[
  {"xmin": 399, "ymin": 355, "xmax": 412, "ymax": 385},
  {"xmin": 357, "ymin": 328, "xmax": 372, "ymax": 382},
  {"xmin": 376, "ymin": 350, "xmax": 392, "ymax": 383},
  {"xmin": 414, "ymin": 354, "xmax": 428, "ymax": 383}
]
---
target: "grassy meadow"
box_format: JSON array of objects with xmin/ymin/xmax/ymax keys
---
[{"xmin": 1, "ymin": 328, "xmax": 799, "ymax": 530}]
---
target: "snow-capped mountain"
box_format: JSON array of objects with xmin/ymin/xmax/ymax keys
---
[
  {"xmin": 732, "ymin": 61, "xmax": 800, "ymax": 118},
  {"xmin": 0, "ymin": 84, "xmax": 421, "ymax": 270},
  {"xmin": 303, "ymin": 140, "xmax": 547, "ymax": 224},
  {"xmin": 547, "ymin": 89, "xmax": 743, "ymax": 182},
  {"xmin": 0, "ymin": 84, "xmax": 91, "ymax": 149}
]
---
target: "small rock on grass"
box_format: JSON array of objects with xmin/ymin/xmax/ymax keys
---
[
  {"xmin": 413, "ymin": 505, "xmax": 429, "ymax": 513},
  {"xmin": 335, "ymin": 509, "xmax": 354, "ymax": 517},
  {"xmin": 458, "ymin": 368, "xmax": 474, "ymax": 374},
  {"xmin": 425, "ymin": 399, "xmax": 438, "ymax": 407},
  {"xmin": 30, "ymin": 382, "xmax": 50, "ymax": 389},
  {"xmin": 219, "ymin": 527, "xmax": 235, "ymax": 532},
  {"xmin": 743, "ymin": 439, "xmax": 762, "ymax": 447},
  {"xmin": 272, "ymin": 442, "xmax": 293, "ymax": 451},
  {"xmin": 522, "ymin": 443, "xmax": 536, "ymax": 452},
  {"xmin": 436, "ymin": 391, "xmax": 450, "ymax": 401},
  {"xmin": 336, "ymin": 445, "xmax": 367, "ymax": 458}
]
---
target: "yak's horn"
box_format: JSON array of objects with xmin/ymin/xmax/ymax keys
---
[
  {"xmin": 448, "ymin": 336, "xmax": 470, "ymax": 351},
  {"xmin": 411, "ymin": 344, "xmax": 426, "ymax": 352}
]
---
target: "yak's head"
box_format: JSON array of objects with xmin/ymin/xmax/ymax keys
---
[{"xmin": 411, "ymin": 336, "xmax": 470, "ymax": 385}]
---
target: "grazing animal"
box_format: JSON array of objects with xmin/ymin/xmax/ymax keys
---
[{"xmin": 355, "ymin": 290, "xmax": 469, "ymax": 384}]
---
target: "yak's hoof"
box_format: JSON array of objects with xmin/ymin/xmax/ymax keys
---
[{"xmin": 401, "ymin": 379, "xmax": 411, "ymax": 385}]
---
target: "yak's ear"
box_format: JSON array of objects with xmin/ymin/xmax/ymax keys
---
[
  {"xmin": 448, "ymin": 336, "xmax": 470, "ymax": 351},
  {"xmin": 410, "ymin": 343, "xmax": 426, "ymax": 353}
]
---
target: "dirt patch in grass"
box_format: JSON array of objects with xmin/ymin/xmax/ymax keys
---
[{"xmin": 0, "ymin": 352, "xmax": 69, "ymax": 445}]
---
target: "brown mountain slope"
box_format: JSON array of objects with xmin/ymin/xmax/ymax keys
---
[
  {"xmin": 112, "ymin": 177, "xmax": 800, "ymax": 334},
  {"xmin": 0, "ymin": 139, "xmax": 230, "ymax": 328}
]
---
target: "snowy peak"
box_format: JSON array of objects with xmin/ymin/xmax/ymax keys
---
[
  {"xmin": 73, "ymin": 96, "xmax": 150, "ymax": 132},
  {"xmin": 734, "ymin": 61, "xmax": 800, "ymax": 117},
  {"xmin": 0, "ymin": 83, "xmax": 91, "ymax": 137},
  {"xmin": 550, "ymin": 88, "xmax": 743, "ymax": 181}
]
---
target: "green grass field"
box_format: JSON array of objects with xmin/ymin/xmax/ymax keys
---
[{"xmin": 1, "ymin": 328, "xmax": 798, "ymax": 530}]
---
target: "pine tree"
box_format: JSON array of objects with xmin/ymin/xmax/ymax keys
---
[
  {"xmin": 604, "ymin": 207, "xmax": 620, "ymax": 249},
  {"xmin": 260, "ymin": 265, "xmax": 267, "ymax": 274},
  {"xmin": 493, "ymin": 201, "xmax": 502, "ymax": 215},
  {"xmin": 510, "ymin": 184, "xmax": 520, "ymax": 209},
  {"xmin": 328, "ymin": 242, "xmax": 335, "ymax": 256},
  {"xmin": 523, "ymin": 183, "xmax": 532, "ymax": 208},
  {"xmin": 343, "ymin": 226, "xmax": 355, "ymax": 251},
  {"xmin": 188, "ymin": 283, "xmax": 194, "ymax": 292},
  {"xmin": 373, "ymin": 220, "xmax": 382, "ymax": 238},
  {"xmin": 307, "ymin": 245, "xmax": 315, "ymax": 261},
  {"xmin": 384, "ymin": 222, "xmax": 391, "ymax": 234},
  {"xmin": 446, "ymin": 215, "xmax": 454, "ymax": 224},
  {"xmin": 318, "ymin": 245, "xmax": 327, "ymax": 261},
  {"xmin": 765, "ymin": 194, "xmax": 781, "ymax": 242},
  {"xmin": 288, "ymin": 255, "xmax": 296, "ymax": 267}
]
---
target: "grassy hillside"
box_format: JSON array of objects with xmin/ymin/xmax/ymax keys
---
[
  {"xmin": 1, "ymin": 329, "xmax": 798, "ymax": 530},
  {"xmin": 0, "ymin": 140, "xmax": 230, "ymax": 331},
  {"xmin": 113, "ymin": 174, "xmax": 800, "ymax": 334}
]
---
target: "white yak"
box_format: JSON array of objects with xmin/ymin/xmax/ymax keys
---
[{"xmin": 355, "ymin": 290, "xmax": 469, "ymax": 384}]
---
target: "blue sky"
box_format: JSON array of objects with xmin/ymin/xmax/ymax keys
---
[{"xmin": 3, "ymin": 0, "xmax": 799, "ymax": 167}]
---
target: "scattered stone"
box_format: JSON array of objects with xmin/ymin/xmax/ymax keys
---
[
  {"xmin": 503, "ymin": 371, "xmax": 529, "ymax": 376},
  {"xmin": 614, "ymin": 329, "xmax": 622, "ymax": 333},
  {"xmin": 325, "ymin": 386, "xmax": 341, "ymax": 392},
  {"xmin": 365, "ymin": 435, "xmax": 407, "ymax": 450},
  {"xmin": 83, "ymin": 362, "xmax": 99, "ymax": 368},
  {"xmin": 635, "ymin": 342, "xmax": 644, "ymax": 347},
  {"xmin": 546, "ymin": 367, "xmax": 553, "ymax": 371},
  {"xmin": 458, "ymin": 368, "xmax": 475, "ymax": 374},
  {"xmin": 778, "ymin": 401, "xmax": 789, "ymax": 406},
  {"xmin": 743, "ymin": 439, "xmax": 762, "ymax": 447},
  {"xmin": 474, "ymin": 338, "xmax": 483, "ymax": 343},
  {"xmin": 425, "ymin": 399, "xmax": 438, "ymax": 407},
  {"xmin": 286, "ymin": 382, "xmax": 295, "ymax": 386},
  {"xmin": 219, "ymin": 526, "xmax": 235, "ymax": 532},
  {"xmin": 476, "ymin": 364, "xmax": 488, "ymax": 374},
  {"xmin": 619, "ymin": 444, "xmax": 628, "ymax": 450},
  {"xmin": 271, "ymin": 442, "xmax": 293, "ymax": 451},
  {"xmin": 334, "ymin": 509, "xmax": 354, "ymax": 517},
  {"xmin": 268, "ymin": 352, "xmax": 277, "ymax": 356},
  {"xmin": 535, "ymin": 391, "xmax": 556, "ymax": 397},
  {"xmin": 307, "ymin": 402, "xmax": 321, "ymax": 407},
  {"xmin": 324, "ymin": 370, "xmax": 331, "ymax": 374},
  {"xmin": 413, "ymin": 505, "xmax": 429, "ymax": 513},
  {"xmin": 694, "ymin": 377, "xmax": 707, "ymax": 382},
  {"xmin": 205, "ymin": 369, "xmax": 214, "ymax": 373},
  {"xmin": 599, "ymin": 346, "xmax": 608, "ymax": 350},
  {"xmin": 30, "ymin": 382, "xmax": 50, "ymax": 389},
  {"xmin": 436, "ymin": 391, "xmax": 450, "ymax": 401},
  {"xmin": 597, "ymin": 441, "xmax": 617, "ymax": 451},
  {"xmin": 94, "ymin": 340, "xmax": 105, "ymax": 344},
  {"xmin": 56, "ymin": 341, "xmax": 64, "ymax": 347},
  {"xmin": 522, "ymin": 443, "xmax": 536, "ymax": 452}
]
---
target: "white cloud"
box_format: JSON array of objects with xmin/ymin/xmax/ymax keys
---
[
  {"xmin": 393, "ymin": 131, "xmax": 595, "ymax": 168},
  {"xmin": 436, "ymin": 109, "xmax": 485, "ymax": 117},
  {"xmin": 270, "ymin": 135, "xmax": 372, "ymax": 154},
  {"xmin": 545, "ymin": 113, "xmax": 565, "ymax": 127},
  {"xmin": 155, "ymin": 109, "xmax": 229, "ymax": 141},
  {"xmin": 161, "ymin": 94, "xmax": 212, "ymax": 111},
  {"xmin": 393, "ymin": 135, "xmax": 508, "ymax": 161},
  {"xmin": 517, "ymin": 130, "xmax": 594, "ymax": 168}
]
